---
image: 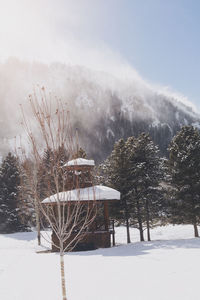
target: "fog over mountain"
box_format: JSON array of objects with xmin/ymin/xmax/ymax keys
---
[{"xmin": 0, "ymin": 58, "xmax": 199, "ymax": 162}]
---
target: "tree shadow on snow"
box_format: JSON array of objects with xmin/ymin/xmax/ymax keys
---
[
  {"xmin": 0, "ymin": 231, "xmax": 37, "ymax": 241},
  {"xmin": 69, "ymin": 237, "xmax": 200, "ymax": 257}
]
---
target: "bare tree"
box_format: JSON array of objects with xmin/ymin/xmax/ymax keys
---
[{"xmin": 19, "ymin": 88, "xmax": 97, "ymax": 300}]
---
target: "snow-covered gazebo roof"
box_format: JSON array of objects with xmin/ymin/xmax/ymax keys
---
[
  {"xmin": 42, "ymin": 185, "xmax": 120, "ymax": 204},
  {"xmin": 64, "ymin": 158, "xmax": 95, "ymax": 167}
]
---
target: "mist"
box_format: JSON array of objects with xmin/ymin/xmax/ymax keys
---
[{"xmin": 0, "ymin": 57, "xmax": 198, "ymax": 158}]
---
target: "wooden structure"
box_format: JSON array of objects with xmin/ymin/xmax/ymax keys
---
[{"xmin": 42, "ymin": 158, "xmax": 120, "ymax": 251}]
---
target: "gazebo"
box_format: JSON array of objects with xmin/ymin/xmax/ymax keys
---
[{"xmin": 42, "ymin": 158, "xmax": 120, "ymax": 251}]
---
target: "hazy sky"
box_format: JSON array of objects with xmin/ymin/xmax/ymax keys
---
[{"xmin": 0, "ymin": 0, "xmax": 199, "ymax": 110}]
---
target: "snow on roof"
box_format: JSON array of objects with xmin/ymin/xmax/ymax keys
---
[
  {"xmin": 42, "ymin": 185, "xmax": 120, "ymax": 204},
  {"xmin": 64, "ymin": 158, "xmax": 95, "ymax": 167}
]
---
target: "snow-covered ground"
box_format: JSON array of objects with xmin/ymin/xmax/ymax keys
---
[{"xmin": 0, "ymin": 225, "xmax": 200, "ymax": 300}]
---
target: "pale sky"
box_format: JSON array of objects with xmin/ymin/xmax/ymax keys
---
[{"xmin": 0, "ymin": 0, "xmax": 199, "ymax": 110}]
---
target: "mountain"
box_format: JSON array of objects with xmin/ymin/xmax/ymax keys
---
[
  {"xmin": 74, "ymin": 89, "xmax": 200, "ymax": 162},
  {"xmin": 60, "ymin": 67, "xmax": 200, "ymax": 162},
  {"xmin": 0, "ymin": 59, "xmax": 199, "ymax": 161}
]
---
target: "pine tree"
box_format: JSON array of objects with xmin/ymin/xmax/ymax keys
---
[
  {"xmin": 37, "ymin": 148, "xmax": 55, "ymax": 200},
  {"xmin": 168, "ymin": 126, "xmax": 200, "ymax": 237},
  {"xmin": 37, "ymin": 146, "xmax": 69, "ymax": 200},
  {"xmin": 126, "ymin": 134, "xmax": 163, "ymax": 241},
  {"xmin": 100, "ymin": 134, "xmax": 164, "ymax": 242},
  {"xmin": 55, "ymin": 144, "xmax": 70, "ymax": 167},
  {"xmin": 102, "ymin": 139, "xmax": 131, "ymax": 243},
  {"xmin": 125, "ymin": 136, "xmax": 145, "ymax": 241},
  {"xmin": 0, "ymin": 152, "xmax": 25, "ymax": 233},
  {"xmin": 18, "ymin": 158, "xmax": 35, "ymax": 228},
  {"xmin": 75, "ymin": 147, "xmax": 87, "ymax": 159}
]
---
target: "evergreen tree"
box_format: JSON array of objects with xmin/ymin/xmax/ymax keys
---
[
  {"xmin": 74, "ymin": 147, "xmax": 87, "ymax": 159},
  {"xmin": 100, "ymin": 134, "xmax": 164, "ymax": 242},
  {"xmin": 126, "ymin": 134, "xmax": 163, "ymax": 241},
  {"xmin": 55, "ymin": 144, "xmax": 70, "ymax": 167},
  {"xmin": 37, "ymin": 148, "xmax": 55, "ymax": 200},
  {"xmin": 18, "ymin": 158, "xmax": 35, "ymax": 228},
  {"xmin": 101, "ymin": 139, "xmax": 131, "ymax": 243},
  {"xmin": 38, "ymin": 145, "xmax": 69, "ymax": 200},
  {"xmin": 168, "ymin": 126, "xmax": 200, "ymax": 237},
  {"xmin": 0, "ymin": 152, "xmax": 25, "ymax": 233}
]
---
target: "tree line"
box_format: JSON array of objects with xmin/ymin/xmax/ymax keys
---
[
  {"xmin": 0, "ymin": 125, "xmax": 200, "ymax": 240},
  {"xmin": 0, "ymin": 146, "xmax": 86, "ymax": 234},
  {"xmin": 97, "ymin": 125, "xmax": 200, "ymax": 241}
]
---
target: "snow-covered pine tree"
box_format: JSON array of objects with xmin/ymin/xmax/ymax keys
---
[
  {"xmin": 168, "ymin": 125, "xmax": 200, "ymax": 237},
  {"xmin": 126, "ymin": 133, "xmax": 163, "ymax": 241},
  {"xmin": 0, "ymin": 152, "xmax": 25, "ymax": 233}
]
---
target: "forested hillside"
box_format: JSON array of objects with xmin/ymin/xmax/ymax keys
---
[{"xmin": 0, "ymin": 59, "xmax": 199, "ymax": 161}]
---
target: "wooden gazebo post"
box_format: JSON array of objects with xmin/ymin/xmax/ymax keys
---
[{"xmin": 104, "ymin": 200, "xmax": 109, "ymax": 231}]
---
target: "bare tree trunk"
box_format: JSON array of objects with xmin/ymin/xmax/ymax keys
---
[
  {"xmin": 111, "ymin": 219, "xmax": 115, "ymax": 246},
  {"xmin": 60, "ymin": 253, "xmax": 67, "ymax": 300},
  {"xmin": 124, "ymin": 199, "xmax": 131, "ymax": 243},
  {"xmin": 136, "ymin": 199, "xmax": 144, "ymax": 242},
  {"xmin": 193, "ymin": 222, "xmax": 199, "ymax": 238},
  {"xmin": 145, "ymin": 199, "xmax": 151, "ymax": 241},
  {"xmin": 192, "ymin": 197, "xmax": 199, "ymax": 238}
]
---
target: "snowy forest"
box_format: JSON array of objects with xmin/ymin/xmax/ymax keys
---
[{"xmin": 1, "ymin": 125, "xmax": 200, "ymax": 240}]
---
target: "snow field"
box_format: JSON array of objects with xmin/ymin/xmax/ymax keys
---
[{"xmin": 0, "ymin": 225, "xmax": 200, "ymax": 300}]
